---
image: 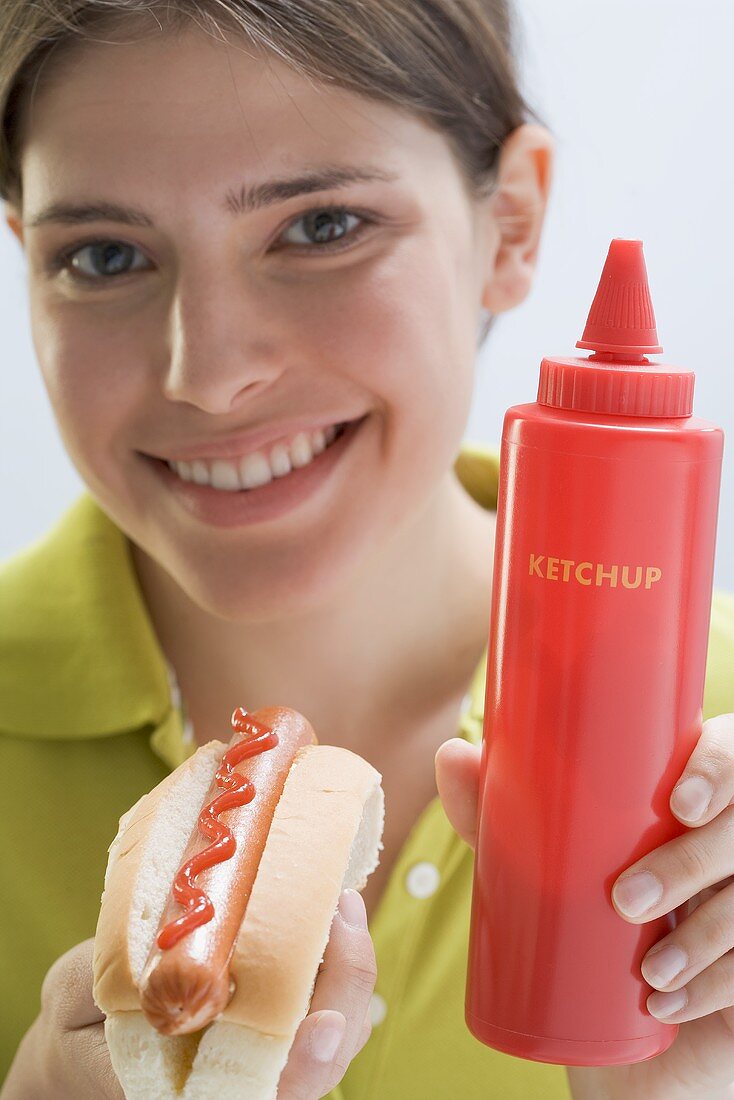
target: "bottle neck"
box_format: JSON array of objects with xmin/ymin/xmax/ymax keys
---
[{"xmin": 588, "ymin": 352, "xmax": 650, "ymax": 365}]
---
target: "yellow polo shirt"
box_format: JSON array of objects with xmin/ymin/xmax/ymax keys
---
[{"xmin": 2, "ymin": 441, "xmax": 733, "ymax": 1098}]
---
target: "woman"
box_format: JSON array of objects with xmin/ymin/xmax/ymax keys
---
[{"xmin": 1, "ymin": 2, "xmax": 733, "ymax": 1098}]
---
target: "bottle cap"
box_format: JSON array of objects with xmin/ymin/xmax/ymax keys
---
[
  {"xmin": 537, "ymin": 239, "xmax": 694, "ymax": 417},
  {"xmin": 576, "ymin": 239, "xmax": 662, "ymax": 355}
]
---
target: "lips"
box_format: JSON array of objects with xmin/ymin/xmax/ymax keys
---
[
  {"xmin": 146, "ymin": 412, "xmax": 369, "ymax": 528},
  {"xmin": 146, "ymin": 414, "xmax": 364, "ymax": 465},
  {"xmin": 165, "ymin": 422, "xmax": 348, "ymax": 491}
]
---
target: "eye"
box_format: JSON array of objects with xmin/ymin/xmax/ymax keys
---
[
  {"xmin": 70, "ymin": 241, "xmax": 148, "ymax": 279},
  {"xmin": 278, "ymin": 205, "xmax": 371, "ymax": 252},
  {"xmin": 51, "ymin": 240, "xmax": 151, "ymax": 283},
  {"xmin": 48, "ymin": 204, "xmax": 375, "ymax": 286}
]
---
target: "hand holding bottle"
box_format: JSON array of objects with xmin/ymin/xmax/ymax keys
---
[
  {"xmin": 436, "ymin": 716, "xmax": 734, "ymax": 1100},
  {"xmin": 460, "ymin": 239, "xmax": 725, "ymax": 1068}
]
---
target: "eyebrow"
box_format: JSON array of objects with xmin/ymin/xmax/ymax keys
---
[{"xmin": 23, "ymin": 164, "xmax": 401, "ymax": 228}]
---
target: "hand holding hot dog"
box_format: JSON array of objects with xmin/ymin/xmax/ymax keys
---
[
  {"xmin": 1, "ymin": 893, "xmax": 376, "ymax": 1100},
  {"xmin": 277, "ymin": 888, "xmax": 377, "ymax": 1099},
  {"xmin": 91, "ymin": 706, "xmax": 384, "ymax": 1097}
]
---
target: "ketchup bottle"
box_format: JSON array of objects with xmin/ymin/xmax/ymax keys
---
[{"xmin": 465, "ymin": 239, "xmax": 724, "ymax": 1065}]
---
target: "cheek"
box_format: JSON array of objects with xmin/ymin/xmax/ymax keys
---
[
  {"xmin": 28, "ymin": 295, "xmax": 148, "ymax": 481},
  {"xmin": 314, "ymin": 235, "xmax": 472, "ymax": 378},
  {"xmin": 300, "ymin": 234, "xmax": 477, "ymax": 458}
]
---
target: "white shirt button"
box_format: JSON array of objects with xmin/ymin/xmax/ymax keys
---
[
  {"xmin": 405, "ymin": 861, "xmax": 441, "ymax": 899},
  {"xmin": 370, "ymin": 992, "xmax": 388, "ymax": 1027}
]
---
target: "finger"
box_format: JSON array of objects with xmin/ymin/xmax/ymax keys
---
[
  {"xmin": 434, "ymin": 738, "xmax": 481, "ymax": 849},
  {"xmin": 277, "ymin": 890, "xmax": 375, "ymax": 1099},
  {"xmin": 670, "ymin": 713, "xmax": 734, "ymax": 826},
  {"xmin": 309, "ymin": 891, "xmax": 375, "ymax": 1078},
  {"xmin": 58, "ymin": 1020, "xmax": 125, "ymax": 1100},
  {"xmin": 355, "ymin": 1013, "xmax": 372, "ymax": 1055},
  {"xmin": 612, "ymin": 805, "xmax": 734, "ymax": 924},
  {"xmin": 277, "ymin": 1009, "xmax": 347, "ymax": 1100},
  {"xmin": 641, "ymin": 878, "xmax": 734, "ymax": 998},
  {"xmin": 646, "ymin": 942, "xmax": 734, "ymax": 1024},
  {"xmin": 41, "ymin": 938, "xmax": 105, "ymax": 1030}
]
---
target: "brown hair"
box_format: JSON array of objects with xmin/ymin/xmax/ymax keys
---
[{"xmin": 0, "ymin": 0, "xmax": 541, "ymax": 344}]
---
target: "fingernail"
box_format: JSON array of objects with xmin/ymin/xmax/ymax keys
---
[
  {"xmin": 643, "ymin": 944, "xmax": 688, "ymax": 987},
  {"xmin": 612, "ymin": 871, "xmax": 663, "ymax": 917},
  {"xmin": 671, "ymin": 776, "xmax": 713, "ymax": 821},
  {"xmin": 311, "ymin": 1013, "xmax": 346, "ymax": 1063},
  {"xmin": 648, "ymin": 987, "xmax": 687, "ymax": 1019},
  {"xmin": 339, "ymin": 889, "xmax": 367, "ymax": 929}
]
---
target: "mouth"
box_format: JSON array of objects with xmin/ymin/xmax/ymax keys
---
[
  {"xmin": 158, "ymin": 419, "xmax": 352, "ymax": 492},
  {"xmin": 143, "ymin": 413, "xmax": 370, "ymax": 529}
]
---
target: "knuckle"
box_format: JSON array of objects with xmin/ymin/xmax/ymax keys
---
[
  {"xmin": 326, "ymin": 926, "xmax": 377, "ymax": 993},
  {"xmin": 40, "ymin": 940, "xmax": 93, "ymax": 1027},
  {"xmin": 70, "ymin": 1025, "xmax": 123, "ymax": 1099},
  {"xmin": 703, "ymin": 712, "xmax": 734, "ymax": 737},
  {"xmin": 348, "ymin": 958, "xmax": 378, "ymax": 996},
  {"xmin": 700, "ymin": 714, "xmax": 734, "ymax": 766},
  {"xmin": 345, "ymin": 941, "xmax": 378, "ymax": 994},
  {"xmin": 677, "ymin": 834, "xmax": 712, "ymax": 882},
  {"xmin": 702, "ymin": 891, "xmax": 734, "ymax": 954}
]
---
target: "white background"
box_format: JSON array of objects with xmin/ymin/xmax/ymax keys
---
[{"xmin": 2, "ymin": 0, "xmax": 733, "ymax": 589}]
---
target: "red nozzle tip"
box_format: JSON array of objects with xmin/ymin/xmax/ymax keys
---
[{"xmin": 576, "ymin": 239, "xmax": 663, "ymax": 356}]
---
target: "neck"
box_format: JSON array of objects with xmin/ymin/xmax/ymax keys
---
[{"xmin": 131, "ymin": 468, "xmax": 496, "ymax": 754}]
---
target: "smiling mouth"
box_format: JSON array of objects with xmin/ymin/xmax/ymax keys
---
[{"xmin": 146, "ymin": 415, "xmax": 368, "ymax": 494}]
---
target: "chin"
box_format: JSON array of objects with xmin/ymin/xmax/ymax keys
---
[{"xmin": 171, "ymin": 540, "xmax": 360, "ymax": 624}]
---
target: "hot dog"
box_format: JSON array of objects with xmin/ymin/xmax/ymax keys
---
[
  {"xmin": 139, "ymin": 706, "xmax": 316, "ymax": 1035},
  {"xmin": 92, "ymin": 705, "xmax": 384, "ymax": 1100}
]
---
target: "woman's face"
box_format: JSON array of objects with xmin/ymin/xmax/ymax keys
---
[{"xmin": 12, "ymin": 25, "xmax": 500, "ymax": 620}]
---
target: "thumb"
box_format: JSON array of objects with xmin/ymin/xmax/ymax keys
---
[
  {"xmin": 41, "ymin": 938, "xmax": 105, "ymax": 1029},
  {"xmin": 434, "ymin": 738, "xmax": 482, "ymax": 849}
]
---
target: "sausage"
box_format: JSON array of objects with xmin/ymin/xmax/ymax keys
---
[{"xmin": 139, "ymin": 706, "xmax": 317, "ymax": 1035}]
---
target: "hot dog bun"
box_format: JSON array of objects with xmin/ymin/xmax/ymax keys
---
[{"xmin": 92, "ymin": 706, "xmax": 385, "ymax": 1099}]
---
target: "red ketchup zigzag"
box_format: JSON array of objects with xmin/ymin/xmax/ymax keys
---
[{"xmin": 156, "ymin": 707, "xmax": 279, "ymax": 951}]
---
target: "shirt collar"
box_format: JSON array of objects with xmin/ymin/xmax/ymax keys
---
[{"xmin": 0, "ymin": 442, "xmax": 499, "ymax": 758}]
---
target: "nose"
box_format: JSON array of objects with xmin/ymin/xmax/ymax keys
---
[{"xmin": 162, "ymin": 272, "xmax": 283, "ymax": 413}]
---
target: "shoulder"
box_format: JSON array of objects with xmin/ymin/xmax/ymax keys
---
[
  {"xmin": 0, "ymin": 492, "xmax": 108, "ymax": 612},
  {"xmin": 0, "ymin": 496, "xmax": 102, "ymax": 717},
  {"xmin": 0, "ymin": 494, "xmax": 169, "ymax": 738},
  {"xmin": 0, "ymin": 494, "xmax": 108, "ymax": 734}
]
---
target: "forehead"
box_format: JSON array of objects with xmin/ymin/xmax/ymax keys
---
[{"xmin": 20, "ymin": 25, "xmax": 455, "ymax": 204}]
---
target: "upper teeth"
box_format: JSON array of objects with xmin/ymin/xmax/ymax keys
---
[{"xmin": 167, "ymin": 424, "xmax": 342, "ymax": 491}]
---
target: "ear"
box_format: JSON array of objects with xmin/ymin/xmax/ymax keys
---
[
  {"xmin": 480, "ymin": 123, "xmax": 554, "ymax": 314},
  {"xmin": 4, "ymin": 202, "xmax": 24, "ymax": 246}
]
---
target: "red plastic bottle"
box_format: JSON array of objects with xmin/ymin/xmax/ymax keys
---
[{"xmin": 465, "ymin": 239, "xmax": 725, "ymax": 1065}]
